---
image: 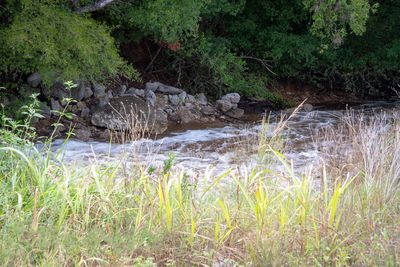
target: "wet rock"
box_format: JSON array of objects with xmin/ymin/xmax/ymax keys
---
[
  {"xmin": 226, "ymin": 108, "xmax": 244, "ymax": 119},
  {"xmin": 145, "ymin": 89, "xmax": 156, "ymax": 106},
  {"xmin": 50, "ymin": 98, "xmax": 62, "ymax": 112},
  {"xmin": 27, "ymin": 72, "xmax": 41, "ymax": 88},
  {"xmin": 216, "ymin": 99, "xmax": 235, "ymax": 112},
  {"xmin": 197, "ymin": 93, "xmax": 208, "ymax": 105},
  {"xmin": 90, "ymin": 95, "xmax": 168, "ymax": 134},
  {"xmin": 169, "ymin": 95, "xmax": 179, "ymax": 106},
  {"xmin": 221, "ymin": 93, "xmax": 240, "ymax": 104}
]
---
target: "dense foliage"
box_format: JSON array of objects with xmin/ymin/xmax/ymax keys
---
[{"xmin": 1, "ymin": 0, "xmax": 399, "ymax": 97}]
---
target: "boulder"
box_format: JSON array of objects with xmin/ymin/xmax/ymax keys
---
[
  {"xmin": 134, "ymin": 89, "xmax": 145, "ymax": 98},
  {"xmin": 71, "ymin": 81, "xmax": 89, "ymax": 101},
  {"xmin": 201, "ymin": 105, "xmax": 216, "ymax": 116},
  {"xmin": 178, "ymin": 91, "xmax": 187, "ymax": 103},
  {"xmin": 169, "ymin": 95, "xmax": 179, "ymax": 106},
  {"xmin": 27, "ymin": 72, "xmax": 41, "ymax": 88},
  {"xmin": 226, "ymin": 108, "xmax": 244, "ymax": 119},
  {"xmin": 303, "ymin": 103, "xmax": 313, "ymax": 112},
  {"xmin": 96, "ymin": 94, "xmax": 110, "ymax": 109},
  {"xmin": 73, "ymin": 128, "xmax": 91, "ymax": 142},
  {"xmin": 155, "ymin": 94, "xmax": 169, "ymax": 108},
  {"xmin": 221, "ymin": 93, "xmax": 240, "ymax": 104},
  {"xmin": 113, "ymin": 85, "xmax": 127, "ymax": 96},
  {"xmin": 216, "ymin": 99, "xmax": 235, "ymax": 112},
  {"xmin": 81, "ymin": 107, "xmax": 91, "ymax": 118},
  {"xmin": 186, "ymin": 94, "xmax": 196, "ymax": 103},
  {"xmin": 176, "ymin": 106, "xmax": 201, "ymax": 124},
  {"xmin": 90, "ymin": 95, "xmax": 168, "ymax": 134},
  {"xmin": 50, "ymin": 98, "xmax": 62, "ymax": 112},
  {"xmin": 196, "ymin": 93, "xmax": 208, "ymax": 105},
  {"xmin": 145, "ymin": 89, "xmax": 156, "ymax": 106},
  {"xmin": 50, "ymin": 82, "xmax": 69, "ymax": 100},
  {"xmin": 146, "ymin": 82, "xmax": 183, "ymax": 95},
  {"xmin": 92, "ymin": 83, "xmax": 106, "ymax": 98}
]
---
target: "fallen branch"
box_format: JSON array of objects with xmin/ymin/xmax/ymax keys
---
[
  {"xmin": 75, "ymin": 0, "xmax": 116, "ymax": 14},
  {"xmin": 239, "ymin": 55, "xmax": 277, "ymax": 76}
]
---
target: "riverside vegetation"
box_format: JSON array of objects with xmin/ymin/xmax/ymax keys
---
[{"xmin": 0, "ymin": 96, "xmax": 399, "ymax": 266}]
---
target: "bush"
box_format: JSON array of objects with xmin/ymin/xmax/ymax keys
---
[{"xmin": 0, "ymin": 0, "xmax": 137, "ymax": 86}]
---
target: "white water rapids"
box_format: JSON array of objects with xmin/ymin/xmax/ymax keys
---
[{"xmin": 48, "ymin": 101, "xmax": 400, "ymax": 174}]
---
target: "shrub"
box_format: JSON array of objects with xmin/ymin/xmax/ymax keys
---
[{"xmin": 0, "ymin": 0, "xmax": 137, "ymax": 86}]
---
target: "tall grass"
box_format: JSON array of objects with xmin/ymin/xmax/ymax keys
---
[{"xmin": 0, "ymin": 111, "xmax": 399, "ymax": 266}]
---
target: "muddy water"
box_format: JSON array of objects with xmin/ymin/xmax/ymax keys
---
[{"xmin": 49, "ymin": 101, "xmax": 400, "ymax": 174}]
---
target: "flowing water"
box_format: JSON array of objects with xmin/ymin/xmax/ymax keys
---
[{"xmin": 49, "ymin": 101, "xmax": 400, "ymax": 174}]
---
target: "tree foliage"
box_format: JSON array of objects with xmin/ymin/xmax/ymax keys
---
[{"xmin": 0, "ymin": 0, "xmax": 398, "ymax": 97}]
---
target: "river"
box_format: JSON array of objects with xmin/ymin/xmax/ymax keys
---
[{"xmin": 49, "ymin": 100, "xmax": 400, "ymax": 175}]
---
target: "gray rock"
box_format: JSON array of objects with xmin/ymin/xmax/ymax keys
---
[
  {"xmin": 51, "ymin": 82, "xmax": 69, "ymax": 100},
  {"xmin": 92, "ymin": 83, "xmax": 106, "ymax": 98},
  {"xmin": 303, "ymin": 103, "xmax": 313, "ymax": 112},
  {"xmin": 178, "ymin": 91, "xmax": 187, "ymax": 103},
  {"xmin": 84, "ymin": 86, "xmax": 93, "ymax": 99},
  {"xmin": 147, "ymin": 82, "xmax": 184, "ymax": 95},
  {"xmin": 145, "ymin": 89, "xmax": 156, "ymax": 106},
  {"xmin": 145, "ymin": 82, "xmax": 161, "ymax": 92},
  {"xmin": 50, "ymin": 98, "xmax": 62, "ymax": 112},
  {"xmin": 71, "ymin": 82, "xmax": 87, "ymax": 101},
  {"xmin": 135, "ymin": 89, "xmax": 145, "ymax": 98},
  {"xmin": 97, "ymin": 94, "xmax": 110, "ymax": 109},
  {"xmin": 201, "ymin": 105, "xmax": 216, "ymax": 115},
  {"xmin": 176, "ymin": 106, "xmax": 201, "ymax": 124},
  {"xmin": 226, "ymin": 108, "xmax": 244, "ymax": 119},
  {"xmin": 90, "ymin": 95, "xmax": 168, "ymax": 134},
  {"xmin": 76, "ymin": 101, "xmax": 87, "ymax": 110},
  {"xmin": 169, "ymin": 95, "xmax": 179, "ymax": 106},
  {"xmin": 216, "ymin": 99, "xmax": 234, "ymax": 112},
  {"xmin": 27, "ymin": 72, "xmax": 41, "ymax": 88},
  {"xmin": 221, "ymin": 93, "xmax": 240, "ymax": 104},
  {"xmin": 124, "ymin": 87, "xmax": 137, "ymax": 95},
  {"xmin": 39, "ymin": 102, "xmax": 51, "ymax": 117},
  {"xmin": 186, "ymin": 94, "xmax": 196, "ymax": 103},
  {"xmin": 155, "ymin": 94, "xmax": 169, "ymax": 109},
  {"xmin": 73, "ymin": 128, "xmax": 91, "ymax": 141},
  {"xmin": 81, "ymin": 107, "xmax": 91, "ymax": 118},
  {"xmin": 197, "ymin": 93, "xmax": 208, "ymax": 105},
  {"xmin": 114, "ymin": 85, "xmax": 127, "ymax": 96}
]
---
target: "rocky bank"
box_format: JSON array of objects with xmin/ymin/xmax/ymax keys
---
[{"xmin": 26, "ymin": 74, "xmax": 248, "ymax": 141}]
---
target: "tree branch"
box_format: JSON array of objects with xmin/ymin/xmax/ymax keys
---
[{"xmin": 75, "ymin": 0, "xmax": 116, "ymax": 14}]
